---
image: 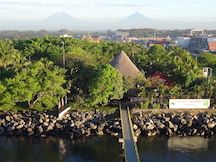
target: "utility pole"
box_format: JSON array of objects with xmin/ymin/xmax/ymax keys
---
[{"xmin": 154, "ymin": 15, "xmax": 156, "ymax": 40}]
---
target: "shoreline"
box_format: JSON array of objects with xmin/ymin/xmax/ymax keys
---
[{"xmin": 0, "ymin": 109, "xmax": 216, "ymax": 138}]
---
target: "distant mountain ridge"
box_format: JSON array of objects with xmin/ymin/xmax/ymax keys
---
[{"xmin": 1, "ymin": 12, "xmax": 216, "ymax": 30}]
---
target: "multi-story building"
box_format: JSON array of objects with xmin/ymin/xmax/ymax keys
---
[{"xmin": 190, "ymin": 36, "xmax": 216, "ymax": 53}]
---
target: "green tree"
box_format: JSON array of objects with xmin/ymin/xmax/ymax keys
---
[
  {"xmin": 4, "ymin": 59, "xmax": 66, "ymax": 109},
  {"xmin": 197, "ymin": 53, "xmax": 216, "ymax": 67},
  {"xmin": 85, "ymin": 64, "xmax": 124, "ymax": 107},
  {"xmin": 0, "ymin": 81, "xmax": 16, "ymax": 109},
  {"xmin": 197, "ymin": 52, "xmax": 216, "ymax": 76},
  {"xmin": 0, "ymin": 39, "xmax": 21, "ymax": 70}
]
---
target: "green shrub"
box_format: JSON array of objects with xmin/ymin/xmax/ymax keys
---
[{"xmin": 152, "ymin": 103, "xmax": 161, "ymax": 109}]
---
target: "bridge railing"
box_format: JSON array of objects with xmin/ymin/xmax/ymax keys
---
[
  {"xmin": 119, "ymin": 103, "xmax": 140, "ymax": 162},
  {"xmin": 126, "ymin": 105, "xmax": 140, "ymax": 162}
]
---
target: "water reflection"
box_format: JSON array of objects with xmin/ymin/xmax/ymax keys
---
[
  {"xmin": 1, "ymin": 136, "xmax": 216, "ymax": 162},
  {"xmin": 168, "ymin": 136, "xmax": 208, "ymax": 153},
  {"xmin": 0, "ymin": 136, "xmax": 120, "ymax": 162},
  {"xmin": 58, "ymin": 138, "xmax": 67, "ymax": 160},
  {"xmin": 137, "ymin": 136, "xmax": 216, "ymax": 162}
]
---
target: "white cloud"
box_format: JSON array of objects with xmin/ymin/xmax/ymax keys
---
[{"xmin": 0, "ymin": 0, "xmax": 150, "ymax": 8}]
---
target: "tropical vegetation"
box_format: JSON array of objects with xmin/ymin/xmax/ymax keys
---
[{"xmin": 0, "ymin": 36, "xmax": 215, "ymax": 111}]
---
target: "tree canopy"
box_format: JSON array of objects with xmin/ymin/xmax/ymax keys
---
[
  {"xmin": 0, "ymin": 36, "xmax": 215, "ymax": 110},
  {"xmin": 85, "ymin": 64, "xmax": 124, "ymax": 107}
]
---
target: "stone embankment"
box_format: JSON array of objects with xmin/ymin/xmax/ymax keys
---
[
  {"xmin": 1, "ymin": 110, "xmax": 216, "ymax": 139},
  {"xmin": 0, "ymin": 110, "xmax": 121, "ymax": 138},
  {"xmin": 132, "ymin": 110, "xmax": 216, "ymax": 137}
]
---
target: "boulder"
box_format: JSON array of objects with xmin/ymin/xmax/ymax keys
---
[
  {"xmin": 89, "ymin": 123, "xmax": 97, "ymax": 130},
  {"xmin": 56, "ymin": 123, "xmax": 63, "ymax": 129},
  {"xmin": 134, "ymin": 129, "xmax": 141, "ymax": 137},
  {"xmin": 181, "ymin": 119, "xmax": 187, "ymax": 125},
  {"xmin": 166, "ymin": 127, "xmax": 173, "ymax": 136},
  {"xmin": 5, "ymin": 116, "xmax": 11, "ymax": 121},
  {"xmin": 133, "ymin": 124, "xmax": 138, "ymax": 130},
  {"xmin": 156, "ymin": 121, "xmax": 165, "ymax": 129},
  {"xmin": 172, "ymin": 117, "xmax": 181, "ymax": 125},
  {"xmin": 16, "ymin": 124, "xmax": 24, "ymax": 129},
  {"xmin": 207, "ymin": 122, "xmax": 216, "ymax": 129}
]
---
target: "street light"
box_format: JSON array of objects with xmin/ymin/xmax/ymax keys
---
[
  {"xmin": 60, "ymin": 41, "xmax": 67, "ymax": 106},
  {"xmin": 60, "ymin": 41, "xmax": 65, "ymax": 68}
]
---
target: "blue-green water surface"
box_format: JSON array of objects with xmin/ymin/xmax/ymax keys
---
[{"xmin": 1, "ymin": 135, "xmax": 216, "ymax": 162}]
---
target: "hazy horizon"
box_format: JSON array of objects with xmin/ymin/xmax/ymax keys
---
[{"xmin": 1, "ymin": 0, "xmax": 216, "ymax": 30}]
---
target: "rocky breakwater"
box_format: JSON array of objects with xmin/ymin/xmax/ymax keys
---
[
  {"xmin": 132, "ymin": 111, "xmax": 216, "ymax": 137},
  {"xmin": 0, "ymin": 110, "xmax": 121, "ymax": 139}
]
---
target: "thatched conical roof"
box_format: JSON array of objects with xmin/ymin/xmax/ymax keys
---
[{"xmin": 110, "ymin": 51, "xmax": 141, "ymax": 77}]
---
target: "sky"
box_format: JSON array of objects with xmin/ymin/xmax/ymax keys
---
[{"xmin": 1, "ymin": 0, "xmax": 216, "ymax": 22}]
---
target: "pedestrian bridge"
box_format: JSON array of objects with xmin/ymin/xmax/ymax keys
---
[{"xmin": 119, "ymin": 102, "xmax": 140, "ymax": 162}]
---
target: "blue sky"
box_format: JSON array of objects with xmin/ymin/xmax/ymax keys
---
[{"xmin": 1, "ymin": 0, "xmax": 216, "ymax": 22}]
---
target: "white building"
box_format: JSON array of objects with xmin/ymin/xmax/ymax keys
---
[{"xmin": 176, "ymin": 36, "xmax": 191, "ymax": 49}]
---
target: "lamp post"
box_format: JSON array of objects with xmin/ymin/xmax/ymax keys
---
[{"xmin": 60, "ymin": 41, "xmax": 67, "ymax": 106}]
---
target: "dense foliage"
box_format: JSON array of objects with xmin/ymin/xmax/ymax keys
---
[
  {"xmin": 2, "ymin": 29, "xmax": 216, "ymax": 39},
  {"xmin": 0, "ymin": 36, "xmax": 215, "ymax": 111}
]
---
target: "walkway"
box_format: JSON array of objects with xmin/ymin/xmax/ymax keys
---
[{"xmin": 120, "ymin": 102, "xmax": 140, "ymax": 162}]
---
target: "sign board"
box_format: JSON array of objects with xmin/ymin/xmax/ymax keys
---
[{"xmin": 169, "ymin": 99, "xmax": 210, "ymax": 109}]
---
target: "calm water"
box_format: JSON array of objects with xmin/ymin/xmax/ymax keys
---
[{"xmin": 0, "ymin": 135, "xmax": 216, "ymax": 162}]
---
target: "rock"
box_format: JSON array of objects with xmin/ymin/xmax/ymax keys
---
[
  {"xmin": 46, "ymin": 125, "xmax": 54, "ymax": 131},
  {"xmin": 192, "ymin": 128, "xmax": 198, "ymax": 135},
  {"xmin": 114, "ymin": 121, "xmax": 120, "ymax": 126},
  {"xmin": 19, "ymin": 119, "xmax": 25, "ymax": 125},
  {"xmin": 186, "ymin": 120, "xmax": 193, "ymax": 127},
  {"xmin": 134, "ymin": 129, "xmax": 141, "ymax": 137},
  {"xmin": 43, "ymin": 122, "xmax": 49, "ymax": 127},
  {"xmin": 5, "ymin": 116, "xmax": 11, "ymax": 121},
  {"xmin": 27, "ymin": 127, "xmax": 33, "ymax": 132},
  {"xmin": 201, "ymin": 125, "xmax": 208, "ymax": 131},
  {"xmin": 173, "ymin": 124, "xmax": 178, "ymax": 132},
  {"xmin": 85, "ymin": 128, "xmax": 91, "ymax": 137},
  {"xmin": 38, "ymin": 125, "xmax": 44, "ymax": 134},
  {"xmin": 133, "ymin": 124, "xmax": 138, "ymax": 130},
  {"xmin": 56, "ymin": 123, "xmax": 63, "ymax": 129},
  {"xmin": 16, "ymin": 124, "xmax": 24, "ymax": 129},
  {"xmin": 111, "ymin": 132, "xmax": 118, "ymax": 136},
  {"xmin": 181, "ymin": 119, "xmax": 187, "ymax": 125},
  {"xmin": 146, "ymin": 123, "xmax": 154, "ymax": 130},
  {"xmin": 27, "ymin": 128, "xmax": 34, "ymax": 136},
  {"xmin": 98, "ymin": 124, "xmax": 105, "ymax": 131},
  {"xmin": 97, "ymin": 130, "xmax": 104, "ymax": 136},
  {"xmin": 147, "ymin": 131, "xmax": 152, "ymax": 137},
  {"xmin": 164, "ymin": 117, "xmax": 170, "ymax": 122},
  {"xmin": 147, "ymin": 130, "xmax": 157, "ymax": 137},
  {"xmin": 166, "ymin": 121, "xmax": 174, "ymax": 129},
  {"xmin": 89, "ymin": 123, "xmax": 97, "ymax": 130},
  {"xmin": 207, "ymin": 122, "xmax": 216, "ymax": 129},
  {"xmin": 74, "ymin": 121, "xmax": 82, "ymax": 127},
  {"xmin": 156, "ymin": 122, "xmax": 165, "ymax": 129},
  {"xmin": 172, "ymin": 117, "xmax": 181, "ymax": 125},
  {"xmin": 166, "ymin": 127, "xmax": 173, "ymax": 136},
  {"xmin": 39, "ymin": 119, "xmax": 44, "ymax": 123}
]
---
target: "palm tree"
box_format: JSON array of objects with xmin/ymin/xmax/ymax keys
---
[{"xmin": 0, "ymin": 40, "xmax": 17, "ymax": 69}]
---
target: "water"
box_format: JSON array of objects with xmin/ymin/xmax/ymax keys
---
[
  {"xmin": 1, "ymin": 135, "xmax": 216, "ymax": 162},
  {"xmin": 137, "ymin": 136, "xmax": 216, "ymax": 162},
  {"xmin": 0, "ymin": 136, "xmax": 120, "ymax": 162}
]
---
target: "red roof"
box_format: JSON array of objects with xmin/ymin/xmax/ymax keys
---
[{"xmin": 149, "ymin": 72, "xmax": 173, "ymax": 86}]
